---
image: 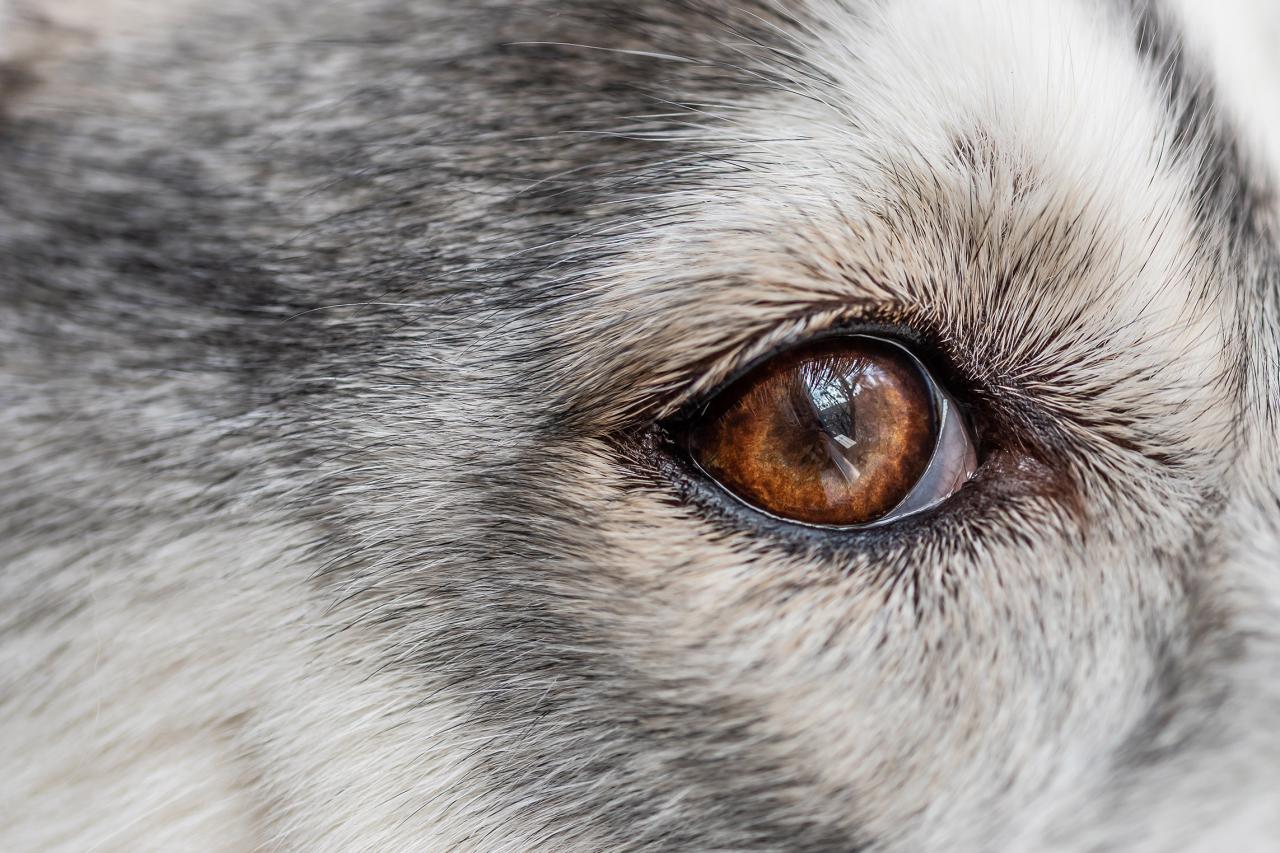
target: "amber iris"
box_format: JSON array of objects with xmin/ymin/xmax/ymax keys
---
[{"xmin": 688, "ymin": 336, "xmax": 938, "ymax": 526}]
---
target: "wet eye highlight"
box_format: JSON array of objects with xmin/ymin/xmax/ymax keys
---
[{"xmin": 685, "ymin": 335, "xmax": 977, "ymax": 528}]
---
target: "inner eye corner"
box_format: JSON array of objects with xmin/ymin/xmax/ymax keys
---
[{"xmin": 667, "ymin": 331, "xmax": 981, "ymax": 533}]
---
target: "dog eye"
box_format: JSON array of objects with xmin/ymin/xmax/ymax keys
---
[{"xmin": 686, "ymin": 335, "xmax": 977, "ymax": 527}]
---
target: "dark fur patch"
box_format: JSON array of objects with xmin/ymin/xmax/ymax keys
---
[{"xmin": 1124, "ymin": 0, "xmax": 1275, "ymax": 245}]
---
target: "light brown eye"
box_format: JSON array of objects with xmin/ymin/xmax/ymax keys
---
[{"xmin": 687, "ymin": 335, "xmax": 976, "ymax": 527}]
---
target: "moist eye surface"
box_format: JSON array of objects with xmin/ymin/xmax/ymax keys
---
[{"xmin": 686, "ymin": 335, "xmax": 966, "ymax": 527}]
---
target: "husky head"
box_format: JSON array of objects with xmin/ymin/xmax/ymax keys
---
[{"xmin": 2, "ymin": 0, "xmax": 1279, "ymax": 850}]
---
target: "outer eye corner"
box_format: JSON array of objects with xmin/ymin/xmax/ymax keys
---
[{"xmin": 679, "ymin": 333, "xmax": 978, "ymax": 531}]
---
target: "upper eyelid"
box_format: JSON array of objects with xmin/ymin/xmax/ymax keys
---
[
  {"xmin": 658, "ymin": 312, "xmax": 836, "ymax": 421},
  {"xmin": 658, "ymin": 304, "xmax": 959, "ymax": 423}
]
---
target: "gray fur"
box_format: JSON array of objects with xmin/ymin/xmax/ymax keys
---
[{"xmin": 1, "ymin": 0, "xmax": 1278, "ymax": 850}]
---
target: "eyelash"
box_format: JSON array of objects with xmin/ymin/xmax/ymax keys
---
[{"xmin": 668, "ymin": 311, "xmax": 981, "ymax": 424}]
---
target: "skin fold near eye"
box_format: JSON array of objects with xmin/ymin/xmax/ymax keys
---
[{"xmin": 687, "ymin": 335, "xmax": 977, "ymax": 527}]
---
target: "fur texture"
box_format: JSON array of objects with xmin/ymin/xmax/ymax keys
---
[{"xmin": 1, "ymin": 0, "xmax": 1278, "ymax": 850}]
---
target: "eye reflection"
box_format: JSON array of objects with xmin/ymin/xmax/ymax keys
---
[{"xmin": 686, "ymin": 335, "xmax": 976, "ymax": 528}]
